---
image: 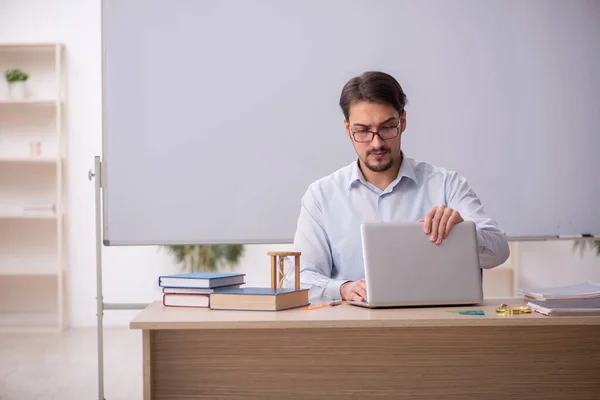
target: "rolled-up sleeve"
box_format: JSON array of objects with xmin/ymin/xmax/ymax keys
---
[{"xmin": 445, "ymin": 172, "xmax": 510, "ymax": 268}]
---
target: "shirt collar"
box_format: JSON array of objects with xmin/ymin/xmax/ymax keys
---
[
  {"xmin": 348, "ymin": 160, "xmax": 365, "ymax": 189},
  {"xmin": 347, "ymin": 152, "xmax": 418, "ymax": 190},
  {"xmin": 397, "ymin": 153, "xmax": 418, "ymax": 184}
]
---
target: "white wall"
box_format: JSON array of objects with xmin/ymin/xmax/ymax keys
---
[
  {"xmin": 1, "ymin": 0, "xmax": 598, "ymax": 327},
  {"xmin": 519, "ymin": 241, "xmax": 600, "ymax": 288}
]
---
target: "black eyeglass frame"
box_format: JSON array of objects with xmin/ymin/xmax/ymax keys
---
[{"xmin": 349, "ymin": 110, "xmax": 404, "ymax": 143}]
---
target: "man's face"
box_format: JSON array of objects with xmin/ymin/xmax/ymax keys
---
[{"xmin": 344, "ymin": 101, "xmax": 406, "ymax": 173}]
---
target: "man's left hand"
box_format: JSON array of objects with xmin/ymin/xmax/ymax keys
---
[{"xmin": 420, "ymin": 205, "xmax": 464, "ymax": 245}]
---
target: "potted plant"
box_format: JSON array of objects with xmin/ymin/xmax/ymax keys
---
[
  {"xmin": 5, "ymin": 68, "xmax": 30, "ymax": 99},
  {"xmin": 164, "ymin": 244, "xmax": 245, "ymax": 272},
  {"xmin": 573, "ymin": 238, "xmax": 600, "ymax": 257}
]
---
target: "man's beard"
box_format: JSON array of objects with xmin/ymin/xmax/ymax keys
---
[{"xmin": 364, "ymin": 148, "xmax": 393, "ymax": 172}]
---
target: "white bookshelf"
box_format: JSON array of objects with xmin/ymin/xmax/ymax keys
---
[{"xmin": 0, "ymin": 43, "xmax": 67, "ymax": 331}]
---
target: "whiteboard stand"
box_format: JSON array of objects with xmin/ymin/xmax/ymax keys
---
[{"xmin": 89, "ymin": 155, "xmax": 149, "ymax": 400}]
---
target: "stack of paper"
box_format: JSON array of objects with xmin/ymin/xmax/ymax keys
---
[
  {"xmin": 518, "ymin": 282, "xmax": 600, "ymax": 301},
  {"xmin": 527, "ymin": 298, "xmax": 600, "ymax": 316},
  {"xmin": 518, "ymin": 282, "xmax": 600, "ymax": 316}
]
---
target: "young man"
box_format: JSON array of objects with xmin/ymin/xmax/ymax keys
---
[{"xmin": 292, "ymin": 71, "xmax": 510, "ymax": 302}]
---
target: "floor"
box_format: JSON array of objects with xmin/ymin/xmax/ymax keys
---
[{"xmin": 0, "ymin": 328, "xmax": 142, "ymax": 400}]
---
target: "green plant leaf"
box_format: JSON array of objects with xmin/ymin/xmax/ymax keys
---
[
  {"xmin": 572, "ymin": 238, "xmax": 600, "ymax": 258},
  {"xmin": 4, "ymin": 68, "xmax": 29, "ymax": 83},
  {"xmin": 163, "ymin": 244, "xmax": 245, "ymax": 272}
]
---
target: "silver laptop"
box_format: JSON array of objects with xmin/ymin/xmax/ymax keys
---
[{"xmin": 348, "ymin": 220, "xmax": 483, "ymax": 308}]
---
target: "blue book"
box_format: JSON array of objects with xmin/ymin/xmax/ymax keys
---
[
  {"xmin": 209, "ymin": 287, "xmax": 309, "ymax": 311},
  {"xmin": 158, "ymin": 272, "xmax": 245, "ymax": 289}
]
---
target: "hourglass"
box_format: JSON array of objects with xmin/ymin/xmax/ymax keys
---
[{"xmin": 267, "ymin": 251, "xmax": 301, "ymax": 289}]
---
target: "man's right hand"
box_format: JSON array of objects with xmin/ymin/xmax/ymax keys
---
[{"xmin": 340, "ymin": 280, "xmax": 367, "ymax": 302}]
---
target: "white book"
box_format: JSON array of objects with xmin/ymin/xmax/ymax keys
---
[
  {"xmin": 163, "ymin": 293, "xmax": 209, "ymax": 308},
  {"xmin": 162, "ymin": 284, "xmax": 242, "ymax": 294}
]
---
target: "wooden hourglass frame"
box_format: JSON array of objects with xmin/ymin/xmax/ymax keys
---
[{"xmin": 268, "ymin": 251, "xmax": 301, "ymax": 289}]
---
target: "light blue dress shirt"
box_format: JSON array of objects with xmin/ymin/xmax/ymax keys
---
[{"xmin": 291, "ymin": 154, "xmax": 510, "ymax": 301}]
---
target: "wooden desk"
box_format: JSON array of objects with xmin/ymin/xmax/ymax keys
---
[{"xmin": 131, "ymin": 299, "xmax": 600, "ymax": 400}]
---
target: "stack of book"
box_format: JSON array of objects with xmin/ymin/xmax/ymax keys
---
[
  {"xmin": 159, "ymin": 272, "xmax": 310, "ymax": 311},
  {"xmin": 159, "ymin": 272, "xmax": 246, "ymax": 308},
  {"xmin": 518, "ymin": 282, "xmax": 600, "ymax": 316}
]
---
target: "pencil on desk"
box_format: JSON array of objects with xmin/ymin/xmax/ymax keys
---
[
  {"xmin": 302, "ymin": 300, "xmax": 343, "ymax": 310},
  {"xmin": 302, "ymin": 303, "xmax": 330, "ymax": 311}
]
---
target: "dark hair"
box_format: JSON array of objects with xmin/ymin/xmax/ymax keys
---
[{"xmin": 339, "ymin": 71, "xmax": 408, "ymax": 120}]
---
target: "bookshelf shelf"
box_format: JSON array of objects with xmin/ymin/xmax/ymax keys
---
[
  {"xmin": 0, "ymin": 157, "xmax": 59, "ymax": 163},
  {"xmin": 0, "ymin": 212, "xmax": 57, "ymax": 219},
  {"xmin": 0, "ymin": 43, "xmax": 58, "ymax": 51},
  {"xmin": 0, "ymin": 43, "xmax": 67, "ymax": 332},
  {"xmin": 0, "ymin": 99, "xmax": 60, "ymax": 105},
  {"xmin": 0, "ymin": 268, "xmax": 60, "ymax": 276}
]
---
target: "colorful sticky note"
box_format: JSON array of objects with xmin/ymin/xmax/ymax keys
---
[
  {"xmin": 459, "ymin": 310, "xmax": 485, "ymax": 316},
  {"xmin": 447, "ymin": 310, "xmax": 486, "ymax": 316}
]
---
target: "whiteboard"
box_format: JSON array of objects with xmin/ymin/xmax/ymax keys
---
[{"xmin": 101, "ymin": 0, "xmax": 600, "ymax": 245}]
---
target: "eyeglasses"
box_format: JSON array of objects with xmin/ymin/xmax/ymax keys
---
[{"xmin": 350, "ymin": 122, "xmax": 401, "ymax": 143}]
